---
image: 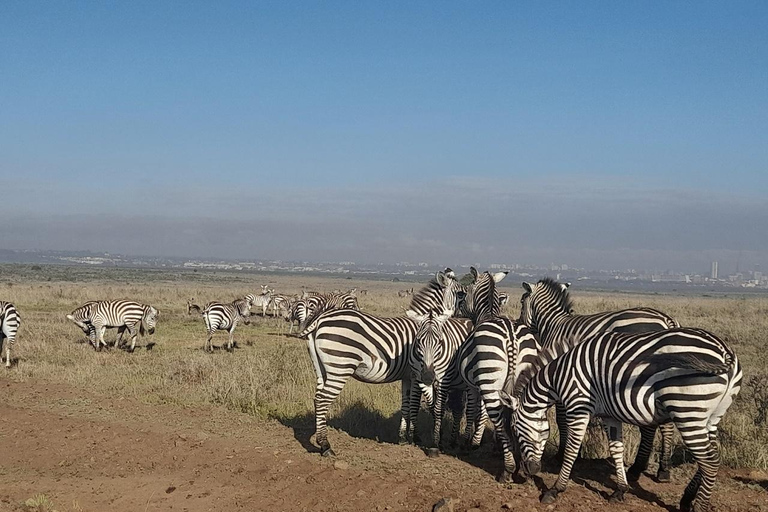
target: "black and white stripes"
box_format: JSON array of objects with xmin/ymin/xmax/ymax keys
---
[
  {"xmin": 501, "ymin": 327, "xmax": 742, "ymax": 511},
  {"xmin": 67, "ymin": 300, "xmax": 158, "ymax": 352},
  {"xmin": 0, "ymin": 301, "xmax": 21, "ymax": 368},
  {"xmin": 203, "ymin": 296, "xmax": 253, "ymax": 352}
]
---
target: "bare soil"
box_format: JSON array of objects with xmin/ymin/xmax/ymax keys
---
[{"xmin": 0, "ymin": 379, "xmax": 766, "ymax": 512}]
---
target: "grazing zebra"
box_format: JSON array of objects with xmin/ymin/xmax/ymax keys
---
[
  {"xmin": 250, "ymin": 285, "xmax": 273, "ymax": 316},
  {"xmin": 500, "ymin": 328, "xmax": 742, "ymax": 511},
  {"xmin": 267, "ymin": 294, "xmax": 292, "ymax": 318},
  {"xmin": 302, "ymin": 269, "xmax": 465, "ymax": 456},
  {"xmin": 457, "ymin": 268, "xmax": 541, "ymax": 482},
  {"xmin": 0, "ymin": 301, "xmax": 21, "ymax": 368},
  {"xmin": 67, "ymin": 300, "xmax": 159, "ymax": 352},
  {"xmin": 297, "ymin": 289, "xmax": 359, "ymax": 335},
  {"xmin": 398, "ymin": 288, "xmax": 414, "ymax": 298},
  {"xmin": 518, "ymin": 277, "xmax": 679, "ymax": 480},
  {"xmin": 202, "ymin": 296, "xmax": 253, "ymax": 352},
  {"xmin": 187, "ymin": 298, "xmax": 202, "ymax": 315},
  {"xmin": 406, "ymin": 308, "xmax": 473, "ymax": 456}
]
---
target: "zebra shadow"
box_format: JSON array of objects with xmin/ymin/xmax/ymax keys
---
[
  {"xmin": 278, "ymin": 401, "xmax": 411, "ymax": 455},
  {"xmin": 540, "ymin": 457, "xmax": 676, "ymax": 511}
]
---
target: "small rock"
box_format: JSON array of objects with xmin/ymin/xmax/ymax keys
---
[
  {"xmin": 356, "ymin": 490, "xmax": 366, "ymax": 497},
  {"xmin": 501, "ymin": 504, "xmax": 513, "ymax": 510},
  {"xmin": 546, "ymin": 505, "xmax": 555, "ymax": 511},
  {"xmin": 333, "ymin": 460, "xmax": 350, "ymax": 470},
  {"xmin": 466, "ymin": 508, "xmax": 482, "ymax": 512},
  {"xmin": 433, "ymin": 497, "xmax": 456, "ymax": 512}
]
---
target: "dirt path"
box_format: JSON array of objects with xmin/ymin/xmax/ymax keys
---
[{"xmin": 0, "ymin": 379, "xmax": 765, "ymax": 512}]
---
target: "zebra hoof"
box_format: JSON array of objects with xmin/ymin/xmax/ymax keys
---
[
  {"xmin": 320, "ymin": 446, "xmax": 335, "ymax": 457},
  {"xmin": 426, "ymin": 448, "xmax": 440, "ymax": 458},
  {"xmin": 657, "ymin": 469, "xmax": 671, "ymax": 483},
  {"xmin": 609, "ymin": 489, "xmax": 625, "ymax": 503},
  {"xmin": 541, "ymin": 489, "xmax": 559, "ymax": 504},
  {"xmin": 496, "ymin": 470, "xmax": 514, "ymax": 484}
]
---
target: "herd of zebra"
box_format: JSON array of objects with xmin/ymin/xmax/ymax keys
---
[
  {"xmin": 0, "ymin": 268, "xmax": 743, "ymax": 512},
  {"xmin": 298, "ymin": 268, "xmax": 741, "ymax": 512}
]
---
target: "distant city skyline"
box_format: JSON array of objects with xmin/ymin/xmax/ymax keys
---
[{"xmin": 1, "ymin": 3, "xmax": 767, "ymax": 272}]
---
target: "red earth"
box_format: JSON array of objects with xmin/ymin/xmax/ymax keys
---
[{"xmin": 0, "ymin": 379, "xmax": 766, "ymax": 512}]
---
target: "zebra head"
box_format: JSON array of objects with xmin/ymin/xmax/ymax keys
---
[
  {"xmin": 406, "ymin": 269, "xmax": 464, "ymax": 318},
  {"xmin": 462, "ymin": 267, "xmax": 508, "ymax": 322},
  {"xmin": 498, "ymin": 389, "xmax": 548, "ymax": 477},
  {"xmin": 519, "ymin": 278, "xmax": 573, "ymax": 333},
  {"xmin": 406, "ymin": 309, "xmax": 453, "ymax": 387},
  {"xmin": 141, "ymin": 306, "xmax": 158, "ymax": 335},
  {"xmin": 243, "ymin": 293, "xmax": 257, "ymax": 307}
]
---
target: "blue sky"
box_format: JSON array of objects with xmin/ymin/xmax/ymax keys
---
[{"xmin": 1, "ymin": 2, "xmax": 767, "ymax": 271}]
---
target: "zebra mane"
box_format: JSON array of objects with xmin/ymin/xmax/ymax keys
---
[
  {"xmin": 407, "ymin": 272, "xmax": 450, "ymax": 314},
  {"xmin": 536, "ymin": 277, "xmax": 574, "ymax": 314}
]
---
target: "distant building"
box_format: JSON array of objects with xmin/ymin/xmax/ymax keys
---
[{"xmin": 711, "ymin": 261, "xmax": 718, "ymax": 280}]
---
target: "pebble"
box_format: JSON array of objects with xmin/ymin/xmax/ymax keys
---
[{"xmin": 333, "ymin": 460, "xmax": 350, "ymax": 470}]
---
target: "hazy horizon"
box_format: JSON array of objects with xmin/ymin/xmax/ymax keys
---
[{"xmin": 2, "ymin": 3, "xmax": 766, "ymax": 273}]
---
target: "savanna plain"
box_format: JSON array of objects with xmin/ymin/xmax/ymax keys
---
[{"xmin": 0, "ymin": 264, "xmax": 766, "ymax": 512}]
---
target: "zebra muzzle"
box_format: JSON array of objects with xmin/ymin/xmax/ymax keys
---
[
  {"xmin": 524, "ymin": 459, "xmax": 541, "ymax": 476},
  {"xmin": 421, "ymin": 368, "xmax": 435, "ymax": 386}
]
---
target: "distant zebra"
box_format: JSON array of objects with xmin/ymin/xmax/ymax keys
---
[
  {"xmin": 250, "ymin": 285, "xmax": 273, "ymax": 316},
  {"xmin": 297, "ymin": 289, "xmax": 359, "ymax": 335},
  {"xmin": 66, "ymin": 300, "xmax": 159, "ymax": 352},
  {"xmin": 202, "ymin": 296, "xmax": 253, "ymax": 352},
  {"xmin": 187, "ymin": 298, "xmax": 203, "ymax": 315},
  {"xmin": 398, "ymin": 288, "xmax": 414, "ymax": 298},
  {"xmin": 500, "ymin": 328, "xmax": 742, "ymax": 511},
  {"xmin": 518, "ymin": 278, "xmax": 679, "ymax": 481},
  {"xmin": 302, "ymin": 269, "xmax": 465, "ymax": 456},
  {"xmin": 0, "ymin": 301, "xmax": 21, "ymax": 368},
  {"xmin": 406, "ymin": 309, "xmax": 473, "ymax": 456},
  {"xmin": 457, "ymin": 268, "xmax": 540, "ymax": 482}
]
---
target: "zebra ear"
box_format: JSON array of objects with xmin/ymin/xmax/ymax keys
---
[
  {"xmin": 492, "ymin": 271, "xmax": 508, "ymax": 284},
  {"xmin": 436, "ymin": 271, "xmax": 452, "ymax": 287},
  {"xmin": 562, "ymin": 282, "xmax": 571, "ymax": 290},
  {"xmin": 498, "ymin": 390, "xmax": 519, "ymax": 411},
  {"xmin": 522, "ymin": 282, "xmax": 533, "ymax": 293},
  {"xmin": 470, "ymin": 267, "xmax": 479, "ymax": 279}
]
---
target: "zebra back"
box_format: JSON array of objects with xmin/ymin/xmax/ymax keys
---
[{"xmin": 519, "ymin": 277, "xmax": 678, "ymax": 357}]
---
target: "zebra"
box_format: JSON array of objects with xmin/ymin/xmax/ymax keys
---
[
  {"xmin": 297, "ymin": 289, "xmax": 359, "ymax": 335},
  {"xmin": 518, "ymin": 277, "xmax": 680, "ymax": 481},
  {"xmin": 457, "ymin": 268, "xmax": 541, "ymax": 482},
  {"xmin": 202, "ymin": 296, "xmax": 253, "ymax": 352},
  {"xmin": 302, "ymin": 269, "xmax": 465, "ymax": 456},
  {"xmin": 66, "ymin": 300, "xmax": 159, "ymax": 352},
  {"xmin": 0, "ymin": 301, "xmax": 21, "ymax": 368},
  {"xmin": 398, "ymin": 288, "xmax": 414, "ymax": 298},
  {"xmin": 406, "ymin": 308, "xmax": 473, "ymax": 456},
  {"xmin": 250, "ymin": 285, "xmax": 273, "ymax": 316},
  {"xmin": 499, "ymin": 327, "xmax": 742, "ymax": 511}
]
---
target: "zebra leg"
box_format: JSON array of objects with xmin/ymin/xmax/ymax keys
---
[
  {"xmin": 678, "ymin": 426, "xmax": 720, "ymax": 512},
  {"xmin": 447, "ymin": 389, "xmax": 465, "ymax": 449},
  {"xmin": 463, "ymin": 389, "xmax": 479, "ymax": 449},
  {"xmin": 92, "ymin": 322, "xmax": 105, "ymax": 351},
  {"xmin": 204, "ymin": 330, "xmax": 214, "ymax": 353},
  {"xmin": 409, "ymin": 381, "xmax": 425, "ymax": 445},
  {"xmin": 115, "ymin": 326, "xmax": 127, "ymax": 349},
  {"xmin": 124, "ymin": 324, "xmax": 138, "ymax": 352},
  {"xmin": 657, "ymin": 422, "xmax": 674, "ymax": 482},
  {"xmin": 313, "ymin": 370, "xmax": 354, "ymax": 457},
  {"xmin": 555, "ymin": 403, "xmax": 568, "ymax": 462},
  {"xmin": 398, "ymin": 377, "xmax": 411, "ymax": 444},
  {"xmin": 628, "ymin": 425, "xmax": 657, "ymax": 482},
  {"xmin": 227, "ymin": 326, "xmax": 235, "ymax": 352},
  {"xmin": 542, "ymin": 413, "xmax": 589, "ymax": 504},
  {"xmin": 427, "ymin": 383, "xmax": 445, "ymax": 457},
  {"xmin": 602, "ymin": 419, "xmax": 630, "ymax": 502},
  {"xmin": 0, "ymin": 333, "xmax": 7, "ymax": 368},
  {"xmin": 485, "ymin": 392, "xmax": 517, "ymax": 483}
]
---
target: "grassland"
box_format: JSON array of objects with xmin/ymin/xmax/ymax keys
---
[{"xmin": 1, "ymin": 264, "xmax": 766, "ymax": 471}]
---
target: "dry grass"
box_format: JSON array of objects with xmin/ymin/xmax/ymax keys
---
[{"xmin": 1, "ymin": 264, "xmax": 766, "ymax": 470}]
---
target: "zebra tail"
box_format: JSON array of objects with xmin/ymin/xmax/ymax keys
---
[
  {"xmin": 648, "ymin": 350, "xmax": 735, "ymax": 375},
  {"xmin": 298, "ymin": 315, "xmax": 321, "ymax": 339}
]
